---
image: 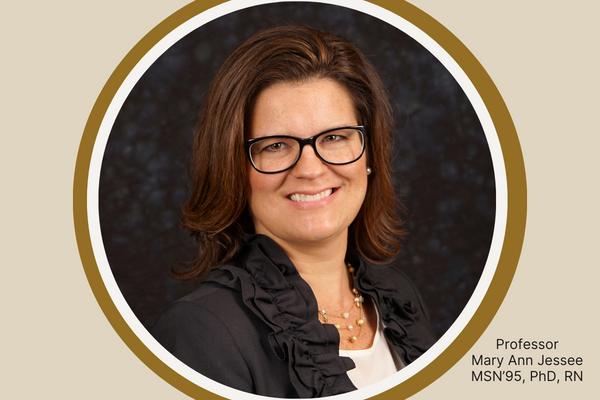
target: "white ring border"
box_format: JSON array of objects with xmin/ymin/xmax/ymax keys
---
[{"xmin": 85, "ymin": 1, "xmax": 509, "ymax": 399}]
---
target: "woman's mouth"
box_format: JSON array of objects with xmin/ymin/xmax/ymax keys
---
[{"xmin": 288, "ymin": 188, "xmax": 334, "ymax": 202}]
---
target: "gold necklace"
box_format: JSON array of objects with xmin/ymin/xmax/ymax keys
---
[{"xmin": 317, "ymin": 262, "xmax": 365, "ymax": 343}]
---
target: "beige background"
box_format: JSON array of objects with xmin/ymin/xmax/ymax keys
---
[{"xmin": 2, "ymin": 0, "xmax": 598, "ymax": 398}]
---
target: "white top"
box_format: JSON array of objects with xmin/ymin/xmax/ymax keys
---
[{"xmin": 338, "ymin": 306, "xmax": 405, "ymax": 389}]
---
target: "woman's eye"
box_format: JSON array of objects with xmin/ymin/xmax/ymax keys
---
[
  {"xmin": 322, "ymin": 134, "xmax": 347, "ymax": 143},
  {"xmin": 264, "ymin": 142, "xmax": 286, "ymax": 152}
]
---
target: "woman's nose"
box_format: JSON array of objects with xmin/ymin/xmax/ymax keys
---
[{"xmin": 290, "ymin": 145, "xmax": 328, "ymax": 178}]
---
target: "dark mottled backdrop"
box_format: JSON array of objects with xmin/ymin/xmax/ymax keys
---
[{"xmin": 99, "ymin": 3, "xmax": 495, "ymax": 340}]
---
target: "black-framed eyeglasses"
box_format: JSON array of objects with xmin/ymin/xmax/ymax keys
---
[{"xmin": 245, "ymin": 126, "xmax": 366, "ymax": 174}]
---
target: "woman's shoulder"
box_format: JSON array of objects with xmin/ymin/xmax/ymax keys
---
[
  {"xmin": 150, "ymin": 266, "xmax": 276, "ymax": 393},
  {"xmin": 357, "ymin": 257, "xmax": 437, "ymax": 362},
  {"xmin": 356, "ymin": 258, "xmax": 422, "ymax": 301},
  {"xmin": 152, "ymin": 264, "xmax": 252, "ymax": 332},
  {"xmin": 150, "ymin": 257, "xmax": 350, "ymax": 397},
  {"xmin": 359, "ymin": 258, "xmax": 432, "ymax": 321}
]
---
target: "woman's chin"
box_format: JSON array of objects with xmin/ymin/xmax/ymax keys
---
[{"xmin": 270, "ymin": 223, "xmax": 348, "ymax": 247}]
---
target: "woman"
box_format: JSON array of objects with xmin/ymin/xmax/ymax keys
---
[{"xmin": 152, "ymin": 25, "xmax": 435, "ymax": 397}]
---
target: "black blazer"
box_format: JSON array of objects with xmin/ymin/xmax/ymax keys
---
[{"xmin": 152, "ymin": 234, "xmax": 435, "ymax": 397}]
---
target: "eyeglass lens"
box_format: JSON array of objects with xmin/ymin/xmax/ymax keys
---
[{"xmin": 249, "ymin": 127, "xmax": 364, "ymax": 173}]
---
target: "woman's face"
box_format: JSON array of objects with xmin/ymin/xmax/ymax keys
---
[{"xmin": 246, "ymin": 78, "xmax": 368, "ymax": 248}]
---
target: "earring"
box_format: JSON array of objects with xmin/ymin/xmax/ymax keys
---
[{"xmin": 366, "ymin": 167, "xmax": 372, "ymax": 176}]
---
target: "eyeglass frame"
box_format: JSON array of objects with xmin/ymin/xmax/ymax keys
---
[{"xmin": 244, "ymin": 125, "xmax": 367, "ymax": 174}]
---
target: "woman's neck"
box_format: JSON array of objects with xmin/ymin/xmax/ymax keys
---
[{"xmin": 268, "ymin": 231, "xmax": 353, "ymax": 307}]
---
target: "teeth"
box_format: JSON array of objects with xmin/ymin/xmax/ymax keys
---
[{"xmin": 289, "ymin": 189, "xmax": 333, "ymax": 202}]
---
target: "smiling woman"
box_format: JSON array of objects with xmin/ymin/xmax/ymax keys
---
[{"xmin": 150, "ymin": 25, "xmax": 436, "ymax": 396}]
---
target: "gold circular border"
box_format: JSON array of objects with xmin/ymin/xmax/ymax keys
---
[{"xmin": 73, "ymin": 1, "xmax": 527, "ymax": 399}]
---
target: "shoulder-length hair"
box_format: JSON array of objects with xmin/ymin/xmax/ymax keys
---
[{"xmin": 174, "ymin": 25, "xmax": 404, "ymax": 282}]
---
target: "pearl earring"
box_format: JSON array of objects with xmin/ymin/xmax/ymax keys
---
[{"xmin": 366, "ymin": 167, "xmax": 372, "ymax": 176}]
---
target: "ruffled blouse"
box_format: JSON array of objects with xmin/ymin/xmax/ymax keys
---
[{"xmin": 152, "ymin": 234, "xmax": 435, "ymax": 397}]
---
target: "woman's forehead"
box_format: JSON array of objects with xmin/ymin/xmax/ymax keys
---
[{"xmin": 248, "ymin": 78, "xmax": 357, "ymax": 138}]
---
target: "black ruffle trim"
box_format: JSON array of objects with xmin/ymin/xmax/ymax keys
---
[
  {"xmin": 204, "ymin": 234, "xmax": 433, "ymax": 397},
  {"xmin": 353, "ymin": 252, "xmax": 436, "ymax": 363}
]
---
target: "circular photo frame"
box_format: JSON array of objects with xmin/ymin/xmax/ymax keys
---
[{"xmin": 74, "ymin": 1, "xmax": 526, "ymax": 399}]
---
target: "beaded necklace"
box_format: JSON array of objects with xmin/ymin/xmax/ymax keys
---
[{"xmin": 317, "ymin": 262, "xmax": 365, "ymax": 343}]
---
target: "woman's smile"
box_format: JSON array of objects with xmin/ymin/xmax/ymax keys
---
[
  {"xmin": 284, "ymin": 186, "xmax": 340, "ymax": 211},
  {"xmin": 288, "ymin": 188, "xmax": 334, "ymax": 202}
]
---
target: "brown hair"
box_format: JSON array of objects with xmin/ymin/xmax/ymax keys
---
[{"xmin": 173, "ymin": 25, "xmax": 405, "ymax": 282}]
